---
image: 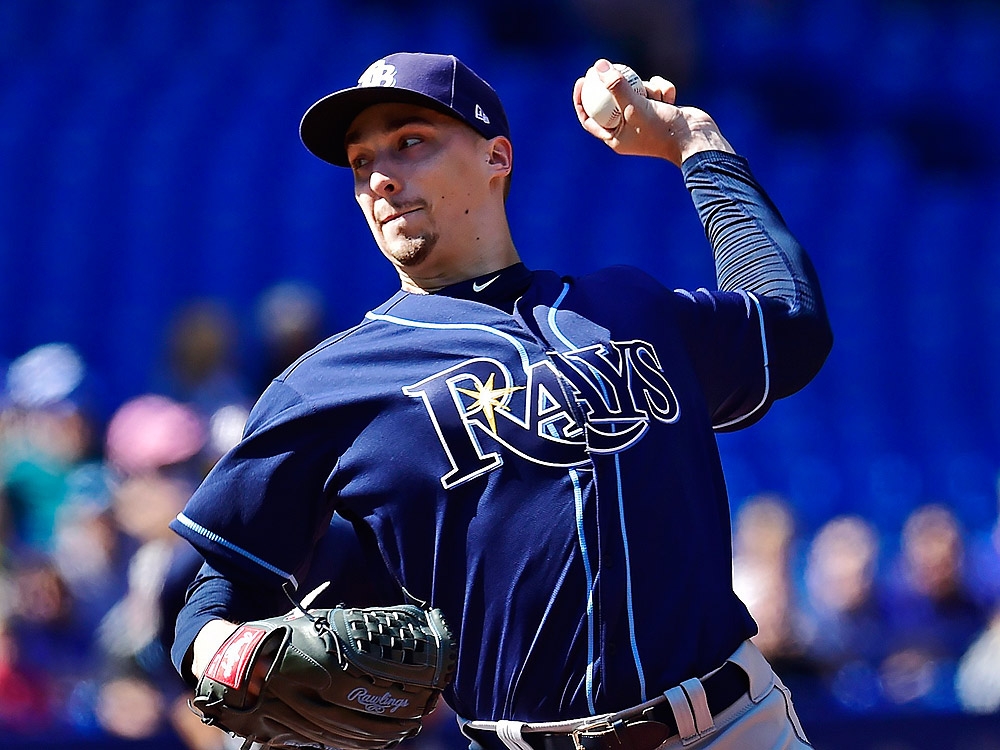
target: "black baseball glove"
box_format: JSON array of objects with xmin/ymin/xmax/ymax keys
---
[{"xmin": 190, "ymin": 602, "xmax": 457, "ymax": 750}]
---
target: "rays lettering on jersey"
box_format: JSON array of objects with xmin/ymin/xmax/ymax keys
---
[{"xmin": 403, "ymin": 340, "xmax": 680, "ymax": 488}]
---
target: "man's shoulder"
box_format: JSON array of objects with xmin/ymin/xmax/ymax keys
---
[
  {"xmin": 278, "ymin": 319, "xmax": 379, "ymax": 380},
  {"xmin": 565, "ymin": 265, "xmax": 670, "ymax": 297},
  {"xmin": 274, "ymin": 291, "xmax": 417, "ymax": 379},
  {"xmin": 243, "ymin": 316, "xmax": 388, "ymax": 435}
]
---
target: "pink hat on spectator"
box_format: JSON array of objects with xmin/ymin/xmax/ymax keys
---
[{"xmin": 105, "ymin": 394, "xmax": 207, "ymax": 474}]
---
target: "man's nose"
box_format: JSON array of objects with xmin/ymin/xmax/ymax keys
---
[{"xmin": 370, "ymin": 169, "xmax": 398, "ymax": 196}]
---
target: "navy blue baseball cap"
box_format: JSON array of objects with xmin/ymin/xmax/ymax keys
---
[{"xmin": 300, "ymin": 52, "xmax": 511, "ymax": 167}]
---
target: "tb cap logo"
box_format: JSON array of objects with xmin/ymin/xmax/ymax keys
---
[
  {"xmin": 358, "ymin": 60, "xmax": 397, "ymax": 88},
  {"xmin": 356, "ymin": 59, "xmax": 492, "ymax": 127}
]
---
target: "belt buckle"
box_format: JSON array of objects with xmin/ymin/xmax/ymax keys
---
[{"xmin": 569, "ymin": 714, "xmax": 617, "ymax": 750}]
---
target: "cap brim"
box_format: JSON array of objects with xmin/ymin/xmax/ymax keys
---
[{"xmin": 299, "ymin": 87, "xmax": 462, "ymax": 167}]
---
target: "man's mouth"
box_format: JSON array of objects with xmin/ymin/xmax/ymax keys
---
[{"xmin": 379, "ymin": 205, "xmax": 422, "ymax": 226}]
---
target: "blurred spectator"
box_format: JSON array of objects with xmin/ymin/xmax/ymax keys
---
[
  {"xmin": 6, "ymin": 343, "xmax": 87, "ymax": 413},
  {"xmin": 966, "ymin": 474, "xmax": 1000, "ymax": 611},
  {"xmin": 96, "ymin": 395, "xmax": 211, "ymax": 743},
  {"xmin": 0, "ymin": 344, "xmax": 101, "ymax": 553},
  {"xmin": 0, "ymin": 488, "xmax": 12, "ymax": 560},
  {"xmin": 156, "ymin": 300, "xmax": 253, "ymax": 419},
  {"xmin": 6, "ymin": 553, "xmax": 96, "ymax": 732},
  {"xmin": 880, "ymin": 503, "xmax": 990, "ymax": 711},
  {"xmin": 731, "ymin": 494, "xmax": 812, "ymax": 676},
  {"xmin": 95, "ymin": 671, "xmax": 167, "ymax": 740},
  {"xmin": 205, "ymin": 403, "xmax": 251, "ymax": 466},
  {"xmin": 955, "ymin": 482, "xmax": 1000, "ymax": 715},
  {"xmin": 152, "ymin": 299, "xmax": 256, "ymax": 486},
  {"xmin": 95, "ymin": 389, "xmax": 257, "ymax": 748},
  {"xmin": 105, "ymin": 394, "xmax": 209, "ymax": 480},
  {"xmin": 168, "ymin": 692, "xmax": 230, "ymax": 750},
  {"xmin": 801, "ymin": 515, "xmax": 890, "ymax": 712},
  {"xmin": 253, "ymin": 280, "xmax": 327, "ymax": 395},
  {"xmin": 955, "ymin": 609, "xmax": 1000, "ymax": 714},
  {"xmin": 50, "ymin": 465, "xmax": 129, "ymax": 643},
  {"xmin": 0, "ymin": 618, "xmax": 51, "ymax": 732},
  {"xmin": 0, "ymin": 390, "xmax": 11, "ymax": 556}
]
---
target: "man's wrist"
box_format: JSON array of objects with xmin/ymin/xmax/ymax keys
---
[
  {"xmin": 191, "ymin": 619, "xmax": 240, "ymax": 680},
  {"xmin": 678, "ymin": 127, "xmax": 735, "ymax": 163}
]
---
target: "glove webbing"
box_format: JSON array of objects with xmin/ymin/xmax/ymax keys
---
[{"xmin": 346, "ymin": 610, "xmax": 435, "ymax": 664}]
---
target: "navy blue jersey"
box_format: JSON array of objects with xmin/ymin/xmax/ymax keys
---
[{"xmin": 170, "ymin": 152, "xmax": 831, "ymax": 723}]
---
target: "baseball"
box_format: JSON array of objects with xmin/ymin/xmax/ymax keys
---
[{"xmin": 581, "ymin": 63, "xmax": 646, "ymax": 130}]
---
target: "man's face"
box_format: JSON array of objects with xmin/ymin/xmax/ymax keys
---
[{"xmin": 345, "ymin": 102, "xmax": 494, "ymax": 275}]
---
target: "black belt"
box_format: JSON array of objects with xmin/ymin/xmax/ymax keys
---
[{"xmin": 464, "ymin": 661, "xmax": 749, "ymax": 750}]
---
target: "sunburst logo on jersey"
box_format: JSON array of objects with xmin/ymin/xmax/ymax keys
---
[{"xmin": 456, "ymin": 373, "xmax": 524, "ymax": 434}]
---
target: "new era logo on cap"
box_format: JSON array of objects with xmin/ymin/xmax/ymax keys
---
[{"xmin": 300, "ymin": 52, "xmax": 511, "ymax": 167}]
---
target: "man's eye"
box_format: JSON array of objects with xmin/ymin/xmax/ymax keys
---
[
  {"xmin": 400, "ymin": 136, "xmax": 422, "ymax": 149},
  {"xmin": 350, "ymin": 156, "xmax": 370, "ymax": 170}
]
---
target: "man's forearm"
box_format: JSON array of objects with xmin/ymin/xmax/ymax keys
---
[
  {"xmin": 682, "ymin": 150, "xmax": 833, "ymax": 396},
  {"xmin": 682, "ymin": 150, "xmax": 825, "ymax": 318}
]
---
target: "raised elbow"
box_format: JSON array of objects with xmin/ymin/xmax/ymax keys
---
[{"xmin": 769, "ymin": 311, "xmax": 833, "ymax": 399}]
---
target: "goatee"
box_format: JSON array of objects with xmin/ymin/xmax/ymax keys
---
[{"xmin": 392, "ymin": 233, "xmax": 438, "ymax": 267}]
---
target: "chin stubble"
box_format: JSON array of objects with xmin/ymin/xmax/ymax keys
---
[{"xmin": 391, "ymin": 232, "xmax": 438, "ymax": 268}]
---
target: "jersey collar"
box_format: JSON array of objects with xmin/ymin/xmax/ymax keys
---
[{"xmin": 434, "ymin": 263, "xmax": 533, "ymax": 312}]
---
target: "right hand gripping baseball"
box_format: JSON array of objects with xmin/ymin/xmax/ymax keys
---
[
  {"xmin": 573, "ymin": 58, "xmax": 734, "ymax": 166},
  {"xmin": 191, "ymin": 603, "xmax": 457, "ymax": 750}
]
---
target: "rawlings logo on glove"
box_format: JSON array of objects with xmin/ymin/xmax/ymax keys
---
[
  {"xmin": 348, "ymin": 688, "xmax": 411, "ymax": 714},
  {"xmin": 190, "ymin": 598, "xmax": 457, "ymax": 750}
]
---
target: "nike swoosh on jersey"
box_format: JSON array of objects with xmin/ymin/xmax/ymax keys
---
[{"xmin": 473, "ymin": 275, "xmax": 501, "ymax": 292}]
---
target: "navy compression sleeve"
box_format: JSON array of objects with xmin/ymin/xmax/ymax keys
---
[
  {"xmin": 682, "ymin": 150, "xmax": 833, "ymax": 396},
  {"xmin": 682, "ymin": 151, "xmax": 822, "ymax": 310}
]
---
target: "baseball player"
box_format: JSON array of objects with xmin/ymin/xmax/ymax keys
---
[{"xmin": 169, "ymin": 53, "xmax": 832, "ymax": 750}]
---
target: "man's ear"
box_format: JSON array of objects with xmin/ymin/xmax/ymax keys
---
[{"xmin": 486, "ymin": 137, "xmax": 513, "ymax": 178}]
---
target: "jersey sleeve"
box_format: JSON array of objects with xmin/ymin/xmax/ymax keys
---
[
  {"xmin": 675, "ymin": 151, "xmax": 833, "ymax": 430},
  {"xmin": 168, "ymin": 378, "xmax": 345, "ymax": 588},
  {"xmin": 170, "ymin": 513, "xmax": 402, "ymax": 679}
]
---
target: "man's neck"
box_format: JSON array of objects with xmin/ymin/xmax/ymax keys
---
[{"xmin": 398, "ymin": 238, "xmax": 521, "ymax": 294}]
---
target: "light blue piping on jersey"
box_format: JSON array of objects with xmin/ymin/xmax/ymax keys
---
[
  {"xmin": 173, "ymin": 513, "xmax": 298, "ymax": 587},
  {"xmin": 570, "ymin": 467, "xmax": 597, "ymax": 715},
  {"xmin": 365, "ymin": 311, "xmax": 532, "ymax": 372},
  {"xmin": 713, "ymin": 291, "xmax": 771, "ymax": 430},
  {"xmin": 548, "ymin": 283, "xmax": 648, "ymax": 705},
  {"xmin": 547, "ymin": 283, "xmax": 575, "ymax": 351}
]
